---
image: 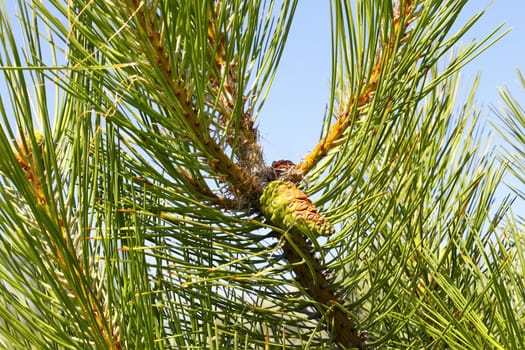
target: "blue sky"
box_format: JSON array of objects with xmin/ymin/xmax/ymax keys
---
[{"xmin": 260, "ymin": 1, "xmax": 525, "ymax": 162}]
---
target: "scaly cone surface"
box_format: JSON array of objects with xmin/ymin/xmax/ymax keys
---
[{"xmin": 259, "ymin": 180, "xmax": 335, "ymax": 239}]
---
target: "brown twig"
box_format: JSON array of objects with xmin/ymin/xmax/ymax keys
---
[
  {"xmin": 126, "ymin": 0, "xmax": 263, "ymax": 206},
  {"xmin": 294, "ymin": 1, "xmax": 419, "ymax": 179},
  {"xmin": 279, "ymin": 230, "xmax": 363, "ymax": 349},
  {"xmin": 207, "ymin": 2, "xmax": 266, "ymax": 183},
  {"xmin": 15, "ymin": 133, "xmax": 121, "ymax": 349}
]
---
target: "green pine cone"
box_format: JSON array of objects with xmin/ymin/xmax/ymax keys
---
[{"xmin": 259, "ymin": 180, "xmax": 335, "ymax": 238}]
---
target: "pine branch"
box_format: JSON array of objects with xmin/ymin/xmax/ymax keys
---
[
  {"xmin": 259, "ymin": 163, "xmax": 363, "ymax": 348},
  {"xmin": 11, "ymin": 132, "xmax": 121, "ymax": 349},
  {"xmin": 294, "ymin": 1, "xmax": 420, "ymax": 178},
  {"xmin": 279, "ymin": 230, "xmax": 364, "ymax": 349},
  {"xmin": 1, "ymin": 1, "xmax": 522, "ymax": 349},
  {"xmin": 123, "ymin": 0, "xmax": 262, "ymax": 203},
  {"xmin": 207, "ymin": 3, "xmax": 265, "ymax": 177}
]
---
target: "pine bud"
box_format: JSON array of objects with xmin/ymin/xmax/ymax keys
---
[{"xmin": 259, "ymin": 180, "xmax": 334, "ymax": 238}]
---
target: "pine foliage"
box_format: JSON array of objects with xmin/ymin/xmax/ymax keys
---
[{"xmin": 0, "ymin": 1, "xmax": 523, "ymax": 349}]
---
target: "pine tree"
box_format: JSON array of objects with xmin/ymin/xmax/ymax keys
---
[{"xmin": 0, "ymin": 1, "xmax": 523, "ymax": 349}]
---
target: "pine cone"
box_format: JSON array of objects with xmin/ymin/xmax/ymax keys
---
[{"xmin": 259, "ymin": 180, "xmax": 334, "ymax": 238}]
